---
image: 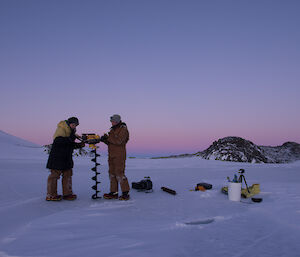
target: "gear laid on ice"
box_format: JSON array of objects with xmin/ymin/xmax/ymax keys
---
[
  {"xmin": 251, "ymin": 197, "xmax": 263, "ymax": 202},
  {"xmin": 222, "ymin": 168, "xmax": 262, "ymax": 202},
  {"xmin": 222, "ymin": 183, "xmax": 260, "ymax": 198},
  {"xmin": 132, "ymin": 177, "xmax": 153, "ymax": 193},
  {"xmin": 240, "ymin": 197, "xmax": 263, "ymax": 204},
  {"xmin": 196, "ymin": 183, "xmax": 212, "ymax": 190},
  {"xmin": 190, "ymin": 183, "xmax": 213, "ymax": 192},
  {"xmin": 161, "ymin": 187, "xmax": 177, "ymax": 195}
]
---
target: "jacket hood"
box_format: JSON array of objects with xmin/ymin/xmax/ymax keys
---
[
  {"xmin": 111, "ymin": 122, "xmax": 126, "ymax": 130},
  {"xmin": 53, "ymin": 121, "xmax": 72, "ymax": 139}
]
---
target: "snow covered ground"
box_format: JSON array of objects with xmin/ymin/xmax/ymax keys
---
[{"xmin": 0, "ymin": 134, "xmax": 300, "ymax": 257}]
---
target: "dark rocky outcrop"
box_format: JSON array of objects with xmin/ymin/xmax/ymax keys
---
[
  {"xmin": 260, "ymin": 141, "xmax": 300, "ymax": 163},
  {"xmin": 200, "ymin": 137, "xmax": 268, "ymax": 163},
  {"xmin": 152, "ymin": 137, "xmax": 300, "ymax": 163}
]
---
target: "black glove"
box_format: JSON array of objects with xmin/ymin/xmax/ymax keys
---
[
  {"xmin": 74, "ymin": 141, "xmax": 85, "ymax": 149},
  {"xmin": 100, "ymin": 134, "xmax": 108, "ymax": 142},
  {"xmin": 69, "ymin": 134, "xmax": 76, "ymax": 142},
  {"xmin": 82, "ymin": 137, "xmax": 100, "ymax": 144}
]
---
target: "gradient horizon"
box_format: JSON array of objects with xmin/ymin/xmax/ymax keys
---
[{"xmin": 1, "ymin": 0, "xmax": 300, "ymax": 156}]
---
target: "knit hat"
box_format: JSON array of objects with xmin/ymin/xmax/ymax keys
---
[
  {"xmin": 67, "ymin": 117, "xmax": 79, "ymax": 125},
  {"xmin": 110, "ymin": 114, "xmax": 121, "ymax": 123}
]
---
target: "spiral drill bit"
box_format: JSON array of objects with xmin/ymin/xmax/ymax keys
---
[
  {"xmin": 91, "ymin": 149, "xmax": 101, "ymax": 199},
  {"xmin": 81, "ymin": 133, "xmax": 101, "ymax": 199}
]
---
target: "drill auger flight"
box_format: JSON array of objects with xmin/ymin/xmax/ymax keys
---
[{"xmin": 81, "ymin": 134, "xmax": 101, "ymax": 199}]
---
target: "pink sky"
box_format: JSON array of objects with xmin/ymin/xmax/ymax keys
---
[{"xmin": 1, "ymin": 1, "xmax": 300, "ymax": 156}]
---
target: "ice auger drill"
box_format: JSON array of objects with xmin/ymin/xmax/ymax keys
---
[{"xmin": 81, "ymin": 134, "xmax": 102, "ymax": 199}]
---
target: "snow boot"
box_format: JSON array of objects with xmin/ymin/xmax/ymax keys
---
[
  {"xmin": 46, "ymin": 195, "xmax": 62, "ymax": 201},
  {"xmin": 103, "ymin": 192, "xmax": 118, "ymax": 199},
  {"xmin": 63, "ymin": 194, "xmax": 77, "ymax": 200},
  {"xmin": 119, "ymin": 192, "xmax": 130, "ymax": 201}
]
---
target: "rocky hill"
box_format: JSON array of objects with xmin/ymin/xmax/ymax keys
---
[
  {"xmin": 200, "ymin": 137, "xmax": 268, "ymax": 163},
  {"xmin": 260, "ymin": 142, "xmax": 300, "ymax": 163},
  {"xmin": 153, "ymin": 136, "xmax": 300, "ymax": 163}
]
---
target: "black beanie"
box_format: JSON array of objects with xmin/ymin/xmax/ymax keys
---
[{"xmin": 67, "ymin": 117, "xmax": 79, "ymax": 125}]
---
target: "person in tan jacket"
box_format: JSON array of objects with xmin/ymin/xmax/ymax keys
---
[{"xmin": 100, "ymin": 114, "xmax": 130, "ymax": 200}]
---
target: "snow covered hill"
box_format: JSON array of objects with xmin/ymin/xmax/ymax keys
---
[
  {"xmin": 0, "ymin": 130, "xmax": 39, "ymax": 148},
  {"xmin": 0, "ymin": 130, "xmax": 44, "ymax": 159},
  {"xmin": 0, "ymin": 130, "xmax": 95, "ymax": 159}
]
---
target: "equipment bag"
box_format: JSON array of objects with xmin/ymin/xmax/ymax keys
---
[
  {"xmin": 132, "ymin": 177, "xmax": 153, "ymax": 192},
  {"xmin": 196, "ymin": 183, "xmax": 212, "ymax": 190}
]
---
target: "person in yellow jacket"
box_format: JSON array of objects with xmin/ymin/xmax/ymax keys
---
[
  {"xmin": 46, "ymin": 117, "xmax": 84, "ymax": 201},
  {"xmin": 100, "ymin": 114, "xmax": 130, "ymax": 200}
]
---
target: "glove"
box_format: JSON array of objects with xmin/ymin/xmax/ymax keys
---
[
  {"xmin": 69, "ymin": 134, "xmax": 76, "ymax": 142},
  {"xmin": 74, "ymin": 141, "xmax": 85, "ymax": 149},
  {"xmin": 100, "ymin": 134, "xmax": 108, "ymax": 142},
  {"xmin": 86, "ymin": 138, "xmax": 101, "ymax": 144}
]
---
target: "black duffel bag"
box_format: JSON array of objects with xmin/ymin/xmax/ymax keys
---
[{"xmin": 132, "ymin": 177, "xmax": 153, "ymax": 191}]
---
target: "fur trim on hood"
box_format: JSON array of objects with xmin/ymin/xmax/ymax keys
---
[{"xmin": 53, "ymin": 121, "xmax": 71, "ymax": 139}]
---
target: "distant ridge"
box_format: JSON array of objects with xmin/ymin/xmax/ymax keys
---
[
  {"xmin": 0, "ymin": 130, "xmax": 40, "ymax": 148},
  {"xmin": 152, "ymin": 136, "xmax": 300, "ymax": 163},
  {"xmin": 0, "ymin": 130, "xmax": 44, "ymax": 159}
]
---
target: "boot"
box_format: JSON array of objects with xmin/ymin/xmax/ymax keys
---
[
  {"xmin": 46, "ymin": 195, "xmax": 62, "ymax": 201},
  {"xmin": 103, "ymin": 192, "xmax": 118, "ymax": 199},
  {"xmin": 63, "ymin": 194, "xmax": 77, "ymax": 200},
  {"xmin": 119, "ymin": 191, "xmax": 130, "ymax": 201}
]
